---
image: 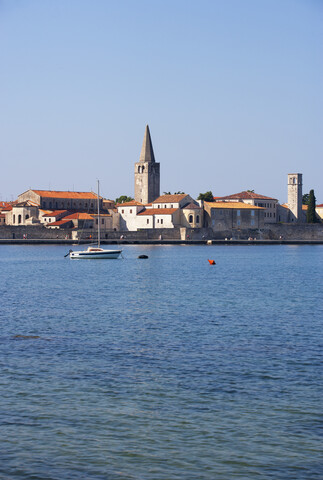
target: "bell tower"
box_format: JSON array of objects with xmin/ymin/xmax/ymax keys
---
[
  {"xmin": 134, "ymin": 125, "xmax": 160, "ymax": 204},
  {"xmin": 287, "ymin": 173, "xmax": 302, "ymax": 222}
]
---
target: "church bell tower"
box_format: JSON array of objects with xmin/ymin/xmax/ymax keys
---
[
  {"xmin": 287, "ymin": 173, "xmax": 303, "ymax": 222},
  {"xmin": 134, "ymin": 125, "xmax": 160, "ymax": 204}
]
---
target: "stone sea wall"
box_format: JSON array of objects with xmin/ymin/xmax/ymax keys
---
[{"xmin": 0, "ymin": 223, "xmax": 322, "ymax": 241}]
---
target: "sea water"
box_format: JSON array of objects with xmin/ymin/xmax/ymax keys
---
[{"xmin": 0, "ymin": 244, "xmax": 322, "ymax": 479}]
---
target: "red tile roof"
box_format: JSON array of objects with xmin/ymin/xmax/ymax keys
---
[
  {"xmin": 47, "ymin": 219, "xmax": 72, "ymax": 227},
  {"xmin": 64, "ymin": 212, "xmax": 94, "ymax": 220},
  {"xmin": 317, "ymin": 204, "xmax": 323, "ymax": 208},
  {"xmin": 137, "ymin": 208, "xmax": 178, "ymax": 216},
  {"xmin": 216, "ymin": 191, "xmax": 277, "ymax": 201},
  {"xmin": 204, "ymin": 201, "xmax": 265, "ymax": 210},
  {"xmin": 153, "ymin": 194, "xmax": 188, "ymax": 203},
  {"xmin": 42, "ymin": 210, "xmax": 68, "ymax": 217},
  {"xmin": 33, "ymin": 190, "xmax": 98, "ymax": 200},
  {"xmin": 183, "ymin": 202, "xmax": 202, "ymax": 210}
]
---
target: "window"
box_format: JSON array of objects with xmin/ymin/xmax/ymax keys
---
[
  {"xmin": 43, "ymin": 202, "xmax": 46, "ymax": 208},
  {"xmin": 18, "ymin": 214, "xmax": 22, "ymax": 224},
  {"xmin": 251, "ymin": 210, "xmax": 255, "ymax": 216},
  {"xmin": 96, "ymin": 219, "xmax": 98, "ymax": 225},
  {"xmin": 85, "ymin": 203, "xmax": 87, "ymax": 207},
  {"xmin": 122, "ymin": 209, "xmax": 124, "ymax": 214},
  {"xmin": 130, "ymin": 209, "xmax": 132, "ymax": 214},
  {"xmin": 237, "ymin": 210, "xmax": 240, "ymax": 216},
  {"xmin": 164, "ymin": 205, "xmax": 167, "ymax": 208},
  {"xmin": 13, "ymin": 215, "xmax": 15, "ymax": 223},
  {"xmin": 161, "ymin": 219, "xmax": 163, "ymax": 224},
  {"xmin": 49, "ymin": 218, "xmax": 51, "ymax": 222},
  {"xmin": 25, "ymin": 214, "xmax": 29, "ymax": 220},
  {"xmin": 147, "ymin": 219, "xmax": 149, "ymax": 224},
  {"xmin": 157, "ymin": 219, "xmax": 159, "ymax": 223},
  {"xmin": 251, "ymin": 219, "xmax": 255, "ymax": 226},
  {"xmin": 273, "ymin": 212, "xmax": 276, "ymax": 218},
  {"xmin": 189, "ymin": 215, "xmax": 193, "ymax": 223},
  {"xmin": 237, "ymin": 219, "xmax": 241, "ymax": 226},
  {"xmin": 171, "ymin": 204, "xmax": 173, "ymax": 208},
  {"xmin": 196, "ymin": 215, "xmax": 200, "ymax": 224}
]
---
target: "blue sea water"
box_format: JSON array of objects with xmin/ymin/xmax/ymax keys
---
[{"xmin": 0, "ymin": 244, "xmax": 322, "ymax": 480}]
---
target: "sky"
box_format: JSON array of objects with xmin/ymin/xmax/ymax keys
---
[{"xmin": 1, "ymin": 0, "xmax": 322, "ymax": 203}]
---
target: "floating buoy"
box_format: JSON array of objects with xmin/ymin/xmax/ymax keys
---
[
  {"xmin": 138, "ymin": 255, "xmax": 149, "ymax": 259},
  {"xmin": 208, "ymin": 259, "xmax": 216, "ymax": 265}
]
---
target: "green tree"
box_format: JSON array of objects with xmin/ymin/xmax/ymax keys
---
[
  {"xmin": 306, "ymin": 190, "xmax": 317, "ymax": 223},
  {"xmin": 302, "ymin": 193, "xmax": 310, "ymax": 205},
  {"xmin": 198, "ymin": 191, "xmax": 214, "ymax": 202},
  {"xmin": 115, "ymin": 195, "xmax": 134, "ymax": 204},
  {"xmin": 247, "ymin": 189, "xmax": 255, "ymax": 193}
]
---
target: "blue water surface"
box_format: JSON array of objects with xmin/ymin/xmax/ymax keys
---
[{"xmin": 0, "ymin": 244, "xmax": 322, "ymax": 479}]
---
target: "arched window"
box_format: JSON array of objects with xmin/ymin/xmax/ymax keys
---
[
  {"xmin": 49, "ymin": 202, "xmax": 52, "ymax": 208},
  {"xmin": 142, "ymin": 165, "xmax": 145, "ymax": 172},
  {"xmin": 13, "ymin": 214, "xmax": 15, "ymax": 224},
  {"xmin": 138, "ymin": 166, "xmax": 141, "ymax": 173},
  {"xmin": 25, "ymin": 214, "xmax": 29, "ymax": 220},
  {"xmin": 196, "ymin": 215, "xmax": 200, "ymax": 224},
  {"xmin": 293, "ymin": 177, "xmax": 296, "ymax": 184},
  {"xmin": 189, "ymin": 215, "xmax": 193, "ymax": 223},
  {"xmin": 18, "ymin": 214, "xmax": 22, "ymax": 224}
]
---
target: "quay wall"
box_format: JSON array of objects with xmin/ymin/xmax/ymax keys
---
[{"xmin": 0, "ymin": 224, "xmax": 322, "ymax": 242}]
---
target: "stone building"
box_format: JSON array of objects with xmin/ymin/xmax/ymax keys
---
[
  {"xmin": 117, "ymin": 194, "xmax": 203, "ymax": 231},
  {"xmin": 215, "ymin": 191, "xmax": 278, "ymax": 223},
  {"xmin": 17, "ymin": 190, "xmax": 100, "ymax": 211},
  {"xmin": 204, "ymin": 201, "xmax": 265, "ymax": 233},
  {"xmin": 134, "ymin": 125, "xmax": 160, "ymax": 204}
]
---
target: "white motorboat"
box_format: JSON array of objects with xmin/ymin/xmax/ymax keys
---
[{"xmin": 69, "ymin": 181, "xmax": 122, "ymax": 260}]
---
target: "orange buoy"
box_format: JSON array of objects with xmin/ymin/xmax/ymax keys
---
[{"xmin": 208, "ymin": 259, "xmax": 216, "ymax": 265}]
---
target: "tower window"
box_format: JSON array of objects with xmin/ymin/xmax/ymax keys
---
[
  {"xmin": 147, "ymin": 219, "xmax": 149, "ymax": 224},
  {"xmin": 189, "ymin": 215, "xmax": 193, "ymax": 223}
]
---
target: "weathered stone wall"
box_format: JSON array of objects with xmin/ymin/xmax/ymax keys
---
[{"xmin": 262, "ymin": 223, "xmax": 323, "ymax": 240}]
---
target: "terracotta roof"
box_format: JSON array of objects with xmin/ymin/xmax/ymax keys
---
[
  {"xmin": 204, "ymin": 201, "xmax": 265, "ymax": 210},
  {"xmin": 91, "ymin": 213, "xmax": 112, "ymax": 217},
  {"xmin": 42, "ymin": 210, "xmax": 68, "ymax": 217},
  {"xmin": 116, "ymin": 201, "xmax": 143, "ymax": 207},
  {"xmin": 47, "ymin": 219, "xmax": 72, "ymax": 227},
  {"xmin": 317, "ymin": 204, "xmax": 323, "ymax": 208},
  {"xmin": 183, "ymin": 202, "xmax": 201, "ymax": 210},
  {"xmin": 302, "ymin": 205, "xmax": 308, "ymax": 210},
  {"xmin": 32, "ymin": 190, "xmax": 97, "ymax": 200},
  {"xmin": 153, "ymin": 194, "xmax": 188, "ymax": 203},
  {"xmin": 137, "ymin": 208, "xmax": 178, "ymax": 216},
  {"xmin": 64, "ymin": 212, "xmax": 94, "ymax": 220},
  {"xmin": 216, "ymin": 191, "xmax": 277, "ymax": 201}
]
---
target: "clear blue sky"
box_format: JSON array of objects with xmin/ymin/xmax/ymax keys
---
[{"xmin": 1, "ymin": 0, "xmax": 322, "ymax": 203}]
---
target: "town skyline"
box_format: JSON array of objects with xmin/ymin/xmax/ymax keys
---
[{"xmin": 1, "ymin": 0, "xmax": 322, "ymax": 202}]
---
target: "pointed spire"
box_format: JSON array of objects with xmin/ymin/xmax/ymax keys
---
[{"xmin": 139, "ymin": 125, "xmax": 155, "ymax": 163}]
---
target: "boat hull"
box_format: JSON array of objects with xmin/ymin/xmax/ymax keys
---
[{"xmin": 70, "ymin": 250, "xmax": 122, "ymax": 259}]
